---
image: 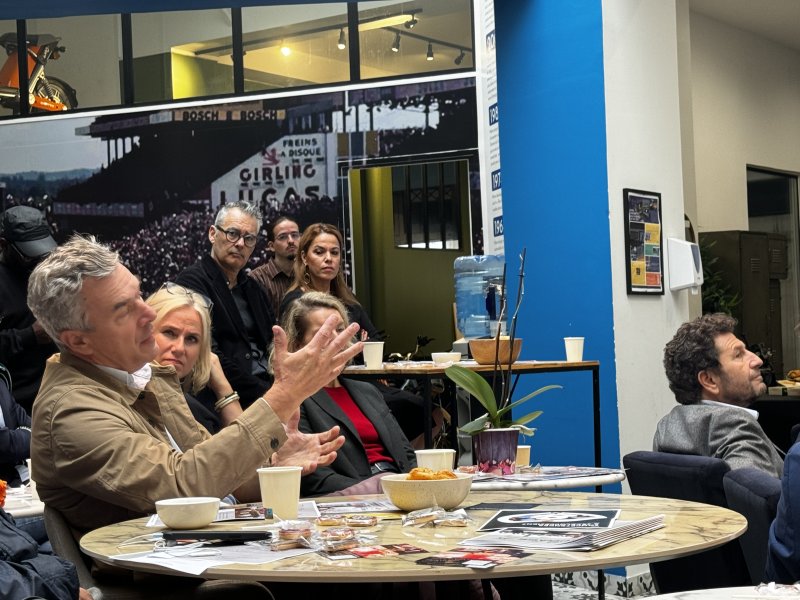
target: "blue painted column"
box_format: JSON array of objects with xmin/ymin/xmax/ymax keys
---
[{"xmin": 495, "ymin": 1, "xmax": 620, "ymax": 472}]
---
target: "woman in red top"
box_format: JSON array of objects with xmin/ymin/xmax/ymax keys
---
[{"xmin": 278, "ymin": 291, "xmax": 416, "ymax": 497}]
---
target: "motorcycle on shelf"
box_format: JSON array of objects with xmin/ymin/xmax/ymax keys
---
[{"xmin": 0, "ymin": 32, "xmax": 78, "ymax": 112}]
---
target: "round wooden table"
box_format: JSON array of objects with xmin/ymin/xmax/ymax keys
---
[{"xmin": 80, "ymin": 489, "xmax": 745, "ymax": 583}]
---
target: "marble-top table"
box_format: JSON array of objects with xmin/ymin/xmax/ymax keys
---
[
  {"xmin": 80, "ymin": 490, "xmax": 745, "ymax": 584},
  {"xmin": 648, "ymin": 585, "xmax": 800, "ymax": 599}
]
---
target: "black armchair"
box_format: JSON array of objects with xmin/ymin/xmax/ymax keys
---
[
  {"xmin": 723, "ymin": 467, "xmax": 782, "ymax": 584},
  {"xmin": 623, "ymin": 450, "xmax": 751, "ymax": 594}
]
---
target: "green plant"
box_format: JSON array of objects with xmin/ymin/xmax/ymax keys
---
[
  {"xmin": 444, "ymin": 363, "xmax": 560, "ymax": 435},
  {"xmin": 444, "ymin": 248, "xmax": 561, "ymax": 435},
  {"xmin": 700, "ymin": 238, "xmax": 740, "ymax": 315}
]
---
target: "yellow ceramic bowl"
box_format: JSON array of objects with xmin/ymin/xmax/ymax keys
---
[
  {"xmin": 469, "ymin": 337, "xmax": 523, "ymax": 365},
  {"xmin": 155, "ymin": 497, "xmax": 220, "ymax": 529},
  {"xmin": 380, "ymin": 473, "xmax": 473, "ymax": 511}
]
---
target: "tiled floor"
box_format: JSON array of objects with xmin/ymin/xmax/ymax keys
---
[{"xmin": 553, "ymin": 582, "xmax": 631, "ymax": 600}]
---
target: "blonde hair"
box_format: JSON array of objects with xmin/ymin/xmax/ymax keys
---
[{"xmin": 146, "ymin": 285, "xmax": 212, "ymax": 394}]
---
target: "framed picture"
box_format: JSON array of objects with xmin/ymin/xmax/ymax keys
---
[{"xmin": 623, "ymin": 188, "xmax": 663, "ymax": 295}]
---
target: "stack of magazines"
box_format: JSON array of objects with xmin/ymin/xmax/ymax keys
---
[{"xmin": 462, "ymin": 509, "xmax": 664, "ymax": 551}]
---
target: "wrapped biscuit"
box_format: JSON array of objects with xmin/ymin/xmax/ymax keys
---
[{"xmin": 402, "ymin": 507, "xmax": 445, "ymax": 527}]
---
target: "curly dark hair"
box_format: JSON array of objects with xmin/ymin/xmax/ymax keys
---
[{"xmin": 663, "ymin": 313, "xmax": 737, "ymax": 405}]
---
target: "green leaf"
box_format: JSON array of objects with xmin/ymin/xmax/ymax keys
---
[
  {"xmin": 459, "ymin": 413, "xmax": 490, "ymax": 434},
  {"xmin": 512, "ymin": 409, "xmax": 543, "ymax": 427},
  {"xmin": 495, "ymin": 385, "xmax": 562, "ymax": 419},
  {"xmin": 445, "ymin": 365, "xmax": 498, "ymax": 417}
]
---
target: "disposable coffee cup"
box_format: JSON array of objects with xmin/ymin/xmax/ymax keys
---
[
  {"xmin": 415, "ymin": 449, "xmax": 456, "ymax": 471},
  {"xmin": 257, "ymin": 466, "xmax": 302, "ymax": 520},
  {"xmin": 362, "ymin": 341, "xmax": 385, "ymax": 370},
  {"xmin": 564, "ymin": 337, "xmax": 585, "ymax": 362},
  {"xmin": 516, "ymin": 445, "xmax": 531, "ymax": 468}
]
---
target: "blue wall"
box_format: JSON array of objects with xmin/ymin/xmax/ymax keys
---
[{"xmin": 495, "ymin": 1, "xmax": 620, "ymax": 473}]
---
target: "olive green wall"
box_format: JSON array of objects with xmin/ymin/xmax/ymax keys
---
[{"xmin": 351, "ymin": 163, "xmax": 471, "ymax": 356}]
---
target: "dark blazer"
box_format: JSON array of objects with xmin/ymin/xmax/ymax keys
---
[
  {"xmin": 767, "ymin": 442, "xmax": 800, "ymax": 583},
  {"xmin": 176, "ymin": 254, "xmax": 275, "ymax": 407},
  {"xmin": 0, "ymin": 377, "xmax": 31, "ymax": 486},
  {"xmin": 298, "ymin": 378, "xmax": 416, "ymax": 496}
]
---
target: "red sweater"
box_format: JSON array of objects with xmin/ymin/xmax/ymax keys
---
[{"xmin": 325, "ymin": 386, "xmax": 393, "ymax": 465}]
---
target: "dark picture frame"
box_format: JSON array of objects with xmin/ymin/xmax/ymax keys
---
[{"xmin": 623, "ymin": 188, "xmax": 664, "ymax": 295}]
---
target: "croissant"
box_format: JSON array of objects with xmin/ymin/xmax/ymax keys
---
[{"xmin": 788, "ymin": 369, "xmax": 800, "ymax": 381}]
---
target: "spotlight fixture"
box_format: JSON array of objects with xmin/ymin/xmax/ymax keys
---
[
  {"xmin": 404, "ymin": 16, "xmax": 418, "ymax": 29},
  {"xmin": 280, "ymin": 40, "xmax": 291, "ymax": 56},
  {"xmin": 454, "ymin": 49, "xmax": 465, "ymax": 65},
  {"xmin": 391, "ymin": 32, "xmax": 401, "ymax": 52},
  {"xmin": 426, "ymin": 41, "xmax": 434, "ymax": 61},
  {"xmin": 337, "ymin": 28, "xmax": 346, "ymax": 50}
]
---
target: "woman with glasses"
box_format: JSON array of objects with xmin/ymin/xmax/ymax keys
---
[{"xmin": 146, "ymin": 283, "xmax": 243, "ymax": 433}]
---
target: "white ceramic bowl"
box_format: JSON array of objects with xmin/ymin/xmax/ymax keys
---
[
  {"xmin": 380, "ymin": 473, "xmax": 473, "ymax": 511},
  {"xmin": 155, "ymin": 496, "xmax": 220, "ymax": 529},
  {"xmin": 431, "ymin": 352, "xmax": 461, "ymax": 365}
]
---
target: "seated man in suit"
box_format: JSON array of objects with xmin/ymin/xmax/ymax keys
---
[{"xmin": 654, "ymin": 313, "xmax": 783, "ymax": 478}]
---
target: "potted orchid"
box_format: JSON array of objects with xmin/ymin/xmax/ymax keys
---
[{"xmin": 445, "ymin": 249, "xmax": 561, "ymax": 474}]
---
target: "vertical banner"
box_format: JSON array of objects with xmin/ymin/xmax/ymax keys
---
[
  {"xmin": 623, "ymin": 189, "xmax": 664, "ymax": 294},
  {"xmin": 475, "ymin": 0, "xmax": 504, "ymax": 255}
]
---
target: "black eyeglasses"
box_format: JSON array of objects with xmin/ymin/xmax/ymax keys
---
[
  {"xmin": 275, "ymin": 231, "xmax": 301, "ymax": 242},
  {"xmin": 161, "ymin": 282, "xmax": 214, "ymax": 310},
  {"xmin": 215, "ymin": 225, "xmax": 258, "ymax": 248}
]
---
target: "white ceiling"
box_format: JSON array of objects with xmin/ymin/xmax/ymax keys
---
[{"xmin": 689, "ymin": 0, "xmax": 800, "ymax": 53}]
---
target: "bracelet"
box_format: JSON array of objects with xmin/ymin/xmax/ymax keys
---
[{"xmin": 214, "ymin": 391, "xmax": 239, "ymax": 412}]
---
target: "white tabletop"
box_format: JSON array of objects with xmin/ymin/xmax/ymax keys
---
[{"xmin": 648, "ymin": 585, "xmax": 800, "ymax": 599}]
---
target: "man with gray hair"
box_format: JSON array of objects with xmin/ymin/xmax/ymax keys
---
[
  {"xmin": 176, "ymin": 201, "xmax": 275, "ymax": 408},
  {"xmin": 654, "ymin": 312, "xmax": 783, "ymax": 477},
  {"xmin": 28, "ymin": 234, "xmax": 358, "ymax": 564}
]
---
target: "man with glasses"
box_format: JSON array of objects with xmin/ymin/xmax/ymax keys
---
[
  {"xmin": 250, "ymin": 216, "xmax": 301, "ymax": 318},
  {"xmin": 176, "ymin": 201, "xmax": 276, "ymax": 408},
  {"xmin": 0, "ymin": 205, "xmax": 58, "ymax": 413}
]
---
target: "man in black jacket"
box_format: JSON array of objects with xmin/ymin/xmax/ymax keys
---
[
  {"xmin": 0, "ymin": 364, "xmax": 31, "ymax": 488},
  {"xmin": 176, "ymin": 202, "xmax": 275, "ymax": 408},
  {"xmin": 0, "ymin": 206, "xmax": 58, "ymax": 413}
]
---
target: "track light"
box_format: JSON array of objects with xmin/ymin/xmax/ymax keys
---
[
  {"xmin": 404, "ymin": 16, "xmax": 418, "ymax": 29},
  {"xmin": 280, "ymin": 40, "xmax": 291, "ymax": 56},
  {"xmin": 426, "ymin": 42, "xmax": 434, "ymax": 61},
  {"xmin": 337, "ymin": 28, "xmax": 346, "ymax": 50},
  {"xmin": 454, "ymin": 49, "xmax": 465, "ymax": 65},
  {"xmin": 391, "ymin": 32, "xmax": 401, "ymax": 52}
]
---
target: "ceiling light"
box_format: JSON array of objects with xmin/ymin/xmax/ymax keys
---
[
  {"xmin": 426, "ymin": 42, "xmax": 434, "ymax": 61},
  {"xmin": 280, "ymin": 41, "xmax": 291, "ymax": 56},
  {"xmin": 404, "ymin": 16, "xmax": 418, "ymax": 29},
  {"xmin": 392, "ymin": 32, "xmax": 401, "ymax": 52},
  {"xmin": 454, "ymin": 50, "xmax": 465, "ymax": 66},
  {"xmin": 337, "ymin": 28, "xmax": 346, "ymax": 50}
]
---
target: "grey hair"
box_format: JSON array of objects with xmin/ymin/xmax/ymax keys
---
[
  {"xmin": 27, "ymin": 233, "xmax": 119, "ymax": 348},
  {"xmin": 214, "ymin": 201, "xmax": 262, "ymax": 227}
]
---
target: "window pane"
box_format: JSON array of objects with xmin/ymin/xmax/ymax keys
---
[
  {"xmin": 359, "ymin": 0, "xmax": 474, "ymax": 81},
  {"xmin": 241, "ymin": 4, "xmax": 350, "ymax": 91},
  {"xmin": 132, "ymin": 10, "xmax": 234, "ymax": 103},
  {"xmin": 0, "ymin": 15, "xmax": 119, "ymax": 116}
]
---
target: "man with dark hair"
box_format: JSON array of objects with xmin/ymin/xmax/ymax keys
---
[
  {"xmin": 176, "ymin": 201, "xmax": 276, "ymax": 407},
  {"xmin": 250, "ymin": 216, "xmax": 300, "ymax": 318},
  {"xmin": 654, "ymin": 313, "xmax": 783, "ymax": 477},
  {"xmin": 0, "ymin": 205, "xmax": 58, "ymax": 412}
]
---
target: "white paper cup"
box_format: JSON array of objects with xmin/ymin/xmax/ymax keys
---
[
  {"xmin": 516, "ymin": 445, "xmax": 531, "ymax": 468},
  {"xmin": 564, "ymin": 337, "xmax": 585, "ymax": 362},
  {"xmin": 257, "ymin": 466, "xmax": 302, "ymax": 520},
  {"xmin": 362, "ymin": 341, "xmax": 385, "ymax": 370},
  {"xmin": 415, "ymin": 449, "xmax": 456, "ymax": 471}
]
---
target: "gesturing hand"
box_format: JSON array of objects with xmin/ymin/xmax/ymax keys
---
[{"xmin": 271, "ymin": 409, "xmax": 345, "ymax": 475}]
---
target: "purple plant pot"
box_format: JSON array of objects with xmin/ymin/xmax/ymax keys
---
[{"xmin": 472, "ymin": 428, "xmax": 519, "ymax": 475}]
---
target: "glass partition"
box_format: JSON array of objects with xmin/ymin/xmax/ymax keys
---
[
  {"xmin": 240, "ymin": 3, "xmax": 350, "ymax": 91},
  {"xmin": 132, "ymin": 9, "xmax": 234, "ymax": 103}
]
